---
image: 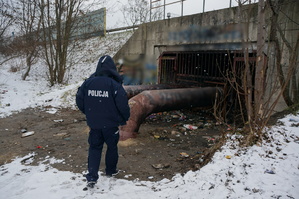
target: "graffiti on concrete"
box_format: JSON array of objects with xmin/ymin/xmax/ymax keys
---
[{"xmin": 168, "ymin": 24, "xmax": 242, "ymax": 43}]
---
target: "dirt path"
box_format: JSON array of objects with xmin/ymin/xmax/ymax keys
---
[{"xmin": 0, "ymin": 108, "xmax": 223, "ymax": 181}]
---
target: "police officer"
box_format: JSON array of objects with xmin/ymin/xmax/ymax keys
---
[{"xmin": 76, "ymin": 55, "xmax": 130, "ymax": 189}]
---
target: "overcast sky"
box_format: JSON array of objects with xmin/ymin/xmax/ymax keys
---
[{"xmin": 104, "ymin": 0, "xmax": 246, "ymax": 28}]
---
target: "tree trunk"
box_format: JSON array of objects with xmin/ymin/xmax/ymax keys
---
[
  {"xmin": 22, "ymin": 54, "xmax": 32, "ymax": 80},
  {"xmin": 255, "ymin": 0, "xmax": 267, "ymax": 122}
]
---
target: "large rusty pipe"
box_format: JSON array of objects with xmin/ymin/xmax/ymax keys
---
[
  {"xmin": 124, "ymin": 84, "xmax": 188, "ymax": 99},
  {"xmin": 120, "ymin": 87, "xmax": 222, "ymax": 140}
]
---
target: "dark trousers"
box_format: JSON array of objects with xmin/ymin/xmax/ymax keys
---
[{"xmin": 86, "ymin": 127, "xmax": 119, "ymax": 182}]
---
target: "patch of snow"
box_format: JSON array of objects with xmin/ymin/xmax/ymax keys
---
[{"xmin": 0, "ymin": 113, "xmax": 298, "ymax": 199}]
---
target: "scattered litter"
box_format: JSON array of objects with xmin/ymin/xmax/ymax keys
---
[
  {"xmin": 53, "ymin": 132, "xmax": 69, "ymax": 137},
  {"xmin": 21, "ymin": 131, "xmax": 35, "ymax": 138},
  {"xmin": 153, "ymin": 135, "xmax": 160, "ymax": 139},
  {"xmin": 148, "ymin": 176, "xmax": 154, "ymax": 179},
  {"xmin": 225, "ymin": 155, "xmax": 232, "ymax": 159},
  {"xmin": 152, "ymin": 163, "xmax": 170, "ymax": 169},
  {"xmin": 36, "ymin": 146, "xmax": 42, "ymax": 149},
  {"xmin": 264, "ymin": 169, "xmax": 275, "ymax": 174},
  {"xmin": 171, "ymin": 115, "xmax": 180, "ymax": 119},
  {"xmin": 1, "ymin": 90, "xmax": 8, "ymax": 94},
  {"xmin": 53, "ymin": 119, "xmax": 64, "ymax": 123},
  {"xmin": 183, "ymin": 124, "xmax": 198, "ymax": 130},
  {"xmin": 179, "ymin": 116, "xmax": 186, "ymax": 120},
  {"xmin": 215, "ymin": 121, "xmax": 223, "ymax": 126},
  {"xmin": 236, "ymin": 128, "xmax": 243, "ymax": 132},
  {"xmin": 197, "ymin": 122, "xmax": 204, "ymax": 128},
  {"xmin": 147, "ymin": 114, "xmax": 156, "ymax": 119},
  {"xmin": 171, "ymin": 131, "xmax": 180, "ymax": 135},
  {"xmin": 20, "ymin": 129, "xmax": 27, "ymax": 133},
  {"xmin": 46, "ymin": 108, "xmax": 58, "ymax": 114},
  {"xmin": 153, "ymin": 134, "xmax": 167, "ymax": 140},
  {"xmin": 21, "ymin": 155, "xmax": 35, "ymax": 164},
  {"xmin": 289, "ymin": 118, "xmax": 298, "ymax": 122},
  {"xmin": 204, "ymin": 123, "xmax": 212, "ymax": 128},
  {"xmin": 172, "ymin": 111, "xmax": 186, "ymax": 120},
  {"xmin": 64, "ymin": 137, "xmax": 71, "ymax": 141},
  {"xmin": 180, "ymin": 152, "xmax": 189, "ymax": 158},
  {"xmin": 227, "ymin": 125, "xmax": 232, "ymax": 131},
  {"xmin": 178, "ymin": 127, "xmax": 187, "ymax": 131},
  {"xmin": 202, "ymin": 136, "xmax": 216, "ymax": 142},
  {"xmin": 124, "ymin": 174, "xmax": 132, "ymax": 178}
]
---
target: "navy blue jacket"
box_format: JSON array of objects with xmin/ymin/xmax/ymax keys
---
[{"xmin": 76, "ymin": 55, "xmax": 130, "ymax": 129}]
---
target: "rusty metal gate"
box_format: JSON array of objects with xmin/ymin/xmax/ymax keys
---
[
  {"xmin": 158, "ymin": 51, "xmax": 257, "ymax": 86},
  {"xmin": 159, "ymin": 55, "xmax": 177, "ymax": 84}
]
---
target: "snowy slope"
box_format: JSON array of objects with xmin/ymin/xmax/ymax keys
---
[
  {"xmin": 0, "ymin": 31, "xmax": 133, "ymax": 117},
  {"xmin": 0, "ymin": 113, "xmax": 298, "ymax": 199}
]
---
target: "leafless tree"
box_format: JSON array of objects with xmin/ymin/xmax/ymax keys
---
[
  {"xmin": 121, "ymin": 0, "xmax": 148, "ymax": 28},
  {"xmin": 37, "ymin": 0, "xmax": 106, "ymax": 85},
  {"xmin": 227, "ymin": 0, "xmax": 299, "ymax": 145},
  {"xmin": 38, "ymin": 0, "xmax": 86, "ymax": 85},
  {"xmin": 12, "ymin": 0, "xmax": 42, "ymax": 80},
  {"xmin": 121, "ymin": 0, "xmax": 162, "ymax": 28},
  {"xmin": 268, "ymin": 0, "xmax": 299, "ymax": 106},
  {"xmin": 0, "ymin": 0, "xmax": 15, "ymax": 52}
]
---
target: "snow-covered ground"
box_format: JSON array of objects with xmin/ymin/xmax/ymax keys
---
[
  {"xmin": 0, "ymin": 32, "xmax": 298, "ymax": 199},
  {"xmin": 0, "ymin": 31, "xmax": 133, "ymax": 117},
  {"xmin": 0, "ymin": 114, "xmax": 298, "ymax": 199}
]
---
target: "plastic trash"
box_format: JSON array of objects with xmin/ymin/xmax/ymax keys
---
[
  {"xmin": 225, "ymin": 155, "xmax": 232, "ymax": 159},
  {"xmin": 21, "ymin": 131, "xmax": 35, "ymax": 138},
  {"xmin": 124, "ymin": 174, "xmax": 132, "ymax": 178},
  {"xmin": 152, "ymin": 163, "xmax": 170, "ymax": 169},
  {"xmin": 53, "ymin": 119, "xmax": 64, "ymax": 123},
  {"xmin": 171, "ymin": 114, "xmax": 180, "ymax": 119},
  {"xmin": 183, "ymin": 124, "xmax": 198, "ymax": 130},
  {"xmin": 180, "ymin": 152, "xmax": 189, "ymax": 157},
  {"xmin": 20, "ymin": 129, "xmax": 27, "ymax": 133},
  {"xmin": 53, "ymin": 132, "xmax": 68, "ymax": 137},
  {"xmin": 265, "ymin": 169, "xmax": 275, "ymax": 174}
]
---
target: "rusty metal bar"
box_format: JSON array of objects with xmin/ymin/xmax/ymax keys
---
[
  {"xmin": 158, "ymin": 50, "xmax": 257, "ymax": 87},
  {"xmin": 119, "ymin": 87, "xmax": 223, "ymax": 140}
]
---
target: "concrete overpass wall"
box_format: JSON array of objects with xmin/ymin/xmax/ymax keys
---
[
  {"xmin": 114, "ymin": 1, "xmax": 299, "ymax": 113},
  {"xmin": 114, "ymin": 3, "xmax": 259, "ymax": 62}
]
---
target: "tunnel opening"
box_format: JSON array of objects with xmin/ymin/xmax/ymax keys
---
[
  {"xmin": 158, "ymin": 50, "xmax": 258, "ymax": 124},
  {"xmin": 159, "ymin": 50, "xmax": 257, "ymax": 86}
]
